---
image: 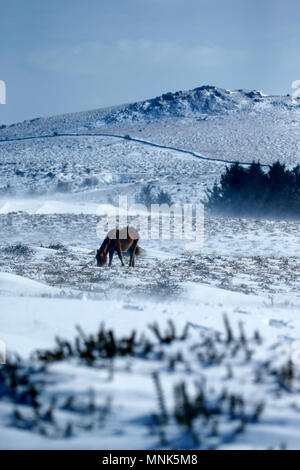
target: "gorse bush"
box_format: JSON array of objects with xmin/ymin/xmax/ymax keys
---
[
  {"xmin": 137, "ymin": 183, "xmax": 173, "ymax": 208},
  {"xmin": 205, "ymin": 161, "xmax": 300, "ymax": 219},
  {"xmin": 156, "ymin": 188, "xmax": 173, "ymax": 206},
  {"xmin": 138, "ymin": 183, "xmax": 153, "ymax": 207},
  {"xmin": 1, "ymin": 244, "xmax": 34, "ymax": 256}
]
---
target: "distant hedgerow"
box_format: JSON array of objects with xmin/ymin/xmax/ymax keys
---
[{"xmin": 205, "ymin": 161, "xmax": 300, "ymax": 219}]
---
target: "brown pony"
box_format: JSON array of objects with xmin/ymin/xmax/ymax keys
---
[{"xmin": 96, "ymin": 226, "xmax": 142, "ymax": 267}]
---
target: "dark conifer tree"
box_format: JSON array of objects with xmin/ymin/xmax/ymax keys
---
[{"xmin": 205, "ymin": 160, "xmax": 300, "ymax": 219}]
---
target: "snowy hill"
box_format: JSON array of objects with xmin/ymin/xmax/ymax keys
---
[
  {"xmin": 1, "ymin": 85, "xmax": 299, "ymax": 135},
  {"xmin": 1, "ymin": 85, "xmax": 300, "ymax": 166},
  {"xmin": 1, "ymin": 84, "xmax": 300, "ymax": 205}
]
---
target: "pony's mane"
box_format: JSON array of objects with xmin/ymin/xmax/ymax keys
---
[{"xmin": 99, "ymin": 236, "xmax": 111, "ymax": 255}]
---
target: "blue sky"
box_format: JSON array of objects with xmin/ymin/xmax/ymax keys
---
[{"xmin": 1, "ymin": 0, "xmax": 300, "ymax": 124}]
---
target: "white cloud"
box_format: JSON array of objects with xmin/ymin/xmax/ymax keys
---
[{"xmin": 28, "ymin": 39, "xmax": 226, "ymax": 76}]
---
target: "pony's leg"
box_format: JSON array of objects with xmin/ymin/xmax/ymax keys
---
[
  {"xmin": 129, "ymin": 249, "xmax": 135, "ymax": 267},
  {"xmin": 129, "ymin": 240, "xmax": 138, "ymax": 267},
  {"xmin": 116, "ymin": 240, "xmax": 125, "ymax": 266},
  {"xmin": 108, "ymin": 249, "xmax": 114, "ymax": 267}
]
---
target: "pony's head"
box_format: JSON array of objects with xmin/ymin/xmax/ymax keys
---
[{"xmin": 96, "ymin": 249, "xmax": 107, "ymax": 267}]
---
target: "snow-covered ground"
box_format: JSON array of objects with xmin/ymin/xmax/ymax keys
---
[
  {"xmin": 1, "ymin": 85, "xmax": 300, "ymax": 449},
  {"xmin": 1, "ymin": 270, "xmax": 300, "ymax": 450},
  {"xmin": 1, "ymin": 212, "xmax": 300, "ymax": 449}
]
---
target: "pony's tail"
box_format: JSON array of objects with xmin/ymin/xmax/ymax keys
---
[{"xmin": 135, "ymin": 246, "xmax": 146, "ymax": 257}]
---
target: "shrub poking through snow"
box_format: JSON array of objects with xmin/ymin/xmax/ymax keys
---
[
  {"xmin": 1, "ymin": 244, "xmax": 34, "ymax": 256},
  {"xmin": 0, "ymin": 317, "xmax": 299, "ymax": 447}
]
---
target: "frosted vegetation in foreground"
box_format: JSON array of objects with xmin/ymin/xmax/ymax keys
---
[{"xmin": 0, "ymin": 317, "xmax": 299, "ymax": 450}]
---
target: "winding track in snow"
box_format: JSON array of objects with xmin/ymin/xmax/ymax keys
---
[{"xmin": 0, "ymin": 132, "xmax": 269, "ymax": 167}]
